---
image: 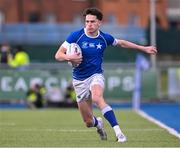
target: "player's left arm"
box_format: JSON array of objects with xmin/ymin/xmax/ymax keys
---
[{"xmin": 116, "ymin": 39, "xmax": 157, "ymax": 55}]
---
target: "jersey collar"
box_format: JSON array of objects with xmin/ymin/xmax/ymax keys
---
[{"xmin": 84, "ymin": 28, "xmax": 100, "ymax": 38}]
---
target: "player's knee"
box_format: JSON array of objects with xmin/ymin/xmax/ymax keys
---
[
  {"xmin": 92, "ymin": 95, "xmax": 105, "ymax": 105},
  {"xmin": 92, "ymin": 94, "xmax": 101, "ymax": 102}
]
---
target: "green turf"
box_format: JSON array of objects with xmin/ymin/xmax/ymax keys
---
[{"xmin": 0, "ymin": 109, "xmax": 180, "ymax": 147}]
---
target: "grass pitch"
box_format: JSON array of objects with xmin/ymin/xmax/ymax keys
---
[{"xmin": 0, "ymin": 108, "xmax": 180, "ymax": 147}]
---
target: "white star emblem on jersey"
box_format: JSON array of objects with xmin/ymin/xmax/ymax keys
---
[{"xmin": 96, "ymin": 43, "xmax": 102, "ymax": 49}]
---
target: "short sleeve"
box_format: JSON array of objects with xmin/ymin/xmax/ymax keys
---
[
  {"xmin": 66, "ymin": 30, "xmax": 83, "ymax": 43},
  {"xmin": 103, "ymin": 33, "xmax": 116, "ymax": 46},
  {"xmin": 112, "ymin": 39, "xmax": 118, "ymax": 46},
  {"xmin": 62, "ymin": 41, "xmax": 70, "ymax": 49},
  {"xmin": 66, "ymin": 32, "xmax": 76, "ymax": 43}
]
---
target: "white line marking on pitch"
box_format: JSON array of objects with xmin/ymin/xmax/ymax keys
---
[
  {"xmin": 0, "ymin": 122, "xmax": 15, "ymax": 126},
  {"xmin": 8, "ymin": 128, "xmax": 164, "ymax": 132},
  {"xmin": 137, "ymin": 110, "xmax": 180, "ymax": 138}
]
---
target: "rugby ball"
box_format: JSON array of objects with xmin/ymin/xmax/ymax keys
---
[{"xmin": 66, "ymin": 43, "xmax": 82, "ymax": 67}]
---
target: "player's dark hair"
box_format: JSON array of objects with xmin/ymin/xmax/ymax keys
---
[{"xmin": 83, "ymin": 7, "xmax": 103, "ymax": 21}]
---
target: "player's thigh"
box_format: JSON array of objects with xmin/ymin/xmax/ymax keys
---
[
  {"xmin": 78, "ymin": 99, "xmax": 93, "ymax": 121},
  {"xmin": 91, "ymin": 84, "xmax": 104, "ymax": 100},
  {"xmin": 90, "ymin": 73, "xmax": 105, "ymax": 101},
  {"xmin": 91, "ymin": 84, "xmax": 107, "ymax": 109}
]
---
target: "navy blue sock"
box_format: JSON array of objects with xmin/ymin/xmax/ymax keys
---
[
  {"xmin": 102, "ymin": 106, "xmax": 118, "ymax": 127},
  {"xmin": 93, "ymin": 116, "xmax": 98, "ymax": 127}
]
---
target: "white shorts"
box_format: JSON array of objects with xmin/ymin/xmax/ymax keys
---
[{"xmin": 72, "ymin": 74, "xmax": 105, "ymax": 103}]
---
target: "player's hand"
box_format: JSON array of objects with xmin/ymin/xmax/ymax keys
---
[
  {"xmin": 144, "ymin": 46, "xmax": 157, "ymax": 55},
  {"xmin": 68, "ymin": 52, "xmax": 83, "ymax": 64}
]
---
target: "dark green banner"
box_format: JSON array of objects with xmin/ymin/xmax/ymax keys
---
[{"xmin": 0, "ymin": 69, "xmax": 157, "ymax": 101}]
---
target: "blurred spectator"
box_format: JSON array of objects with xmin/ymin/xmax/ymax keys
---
[
  {"xmin": 177, "ymin": 68, "xmax": 180, "ymax": 81},
  {"xmin": 0, "ymin": 43, "xmax": 13, "ymax": 65},
  {"xmin": 45, "ymin": 84, "xmax": 64, "ymax": 107},
  {"xmin": 26, "ymin": 83, "xmax": 46, "ymax": 109},
  {"xmin": 65, "ymin": 81, "xmax": 77, "ymax": 107},
  {"xmin": 9, "ymin": 45, "xmax": 30, "ymax": 69},
  {"xmin": 169, "ymin": 20, "xmax": 180, "ymax": 29}
]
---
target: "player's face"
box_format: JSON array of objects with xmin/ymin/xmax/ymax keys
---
[{"xmin": 85, "ymin": 14, "xmax": 101, "ymax": 36}]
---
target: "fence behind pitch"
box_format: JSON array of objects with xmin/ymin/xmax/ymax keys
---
[{"xmin": 0, "ymin": 63, "xmax": 157, "ymax": 102}]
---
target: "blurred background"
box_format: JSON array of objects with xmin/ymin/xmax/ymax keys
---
[{"xmin": 0, "ymin": 0, "xmax": 180, "ymax": 108}]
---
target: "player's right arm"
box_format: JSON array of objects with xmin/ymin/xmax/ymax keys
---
[
  {"xmin": 55, "ymin": 44, "xmax": 82, "ymax": 64},
  {"xmin": 55, "ymin": 30, "xmax": 83, "ymax": 63}
]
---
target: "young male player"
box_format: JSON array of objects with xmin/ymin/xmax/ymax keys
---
[{"xmin": 55, "ymin": 7, "xmax": 157, "ymax": 143}]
